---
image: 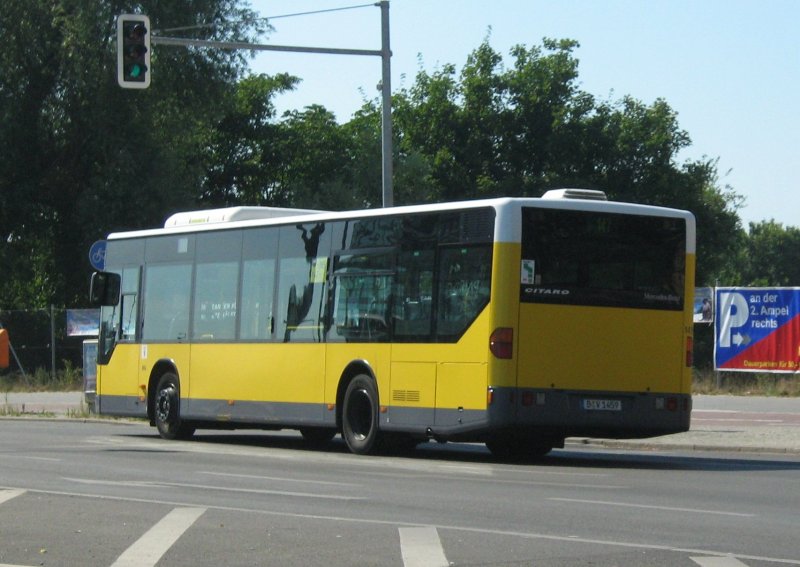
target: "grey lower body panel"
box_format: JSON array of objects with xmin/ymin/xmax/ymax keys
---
[
  {"xmin": 98, "ymin": 389, "xmax": 690, "ymax": 442},
  {"xmin": 97, "ymin": 395, "xmax": 147, "ymax": 418}
]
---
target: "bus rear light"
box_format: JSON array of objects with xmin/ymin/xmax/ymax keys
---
[
  {"xmin": 686, "ymin": 336, "xmax": 693, "ymax": 367},
  {"xmin": 487, "ymin": 388, "xmax": 494, "ymax": 405},
  {"xmin": 522, "ymin": 391, "xmax": 534, "ymax": 406},
  {"xmin": 490, "ymin": 327, "xmax": 513, "ymax": 359},
  {"xmin": 657, "ymin": 397, "xmax": 679, "ymax": 412}
]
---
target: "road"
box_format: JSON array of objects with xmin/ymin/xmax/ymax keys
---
[
  {"xmin": 1, "ymin": 419, "xmax": 799, "ymax": 566},
  {"xmin": 693, "ymin": 394, "xmax": 800, "ymax": 426}
]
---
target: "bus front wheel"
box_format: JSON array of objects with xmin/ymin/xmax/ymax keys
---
[
  {"xmin": 342, "ymin": 374, "xmax": 381, "ymax": 455},
  {"xmin": 154, "ymin": 373, "xmax": 195, "ymax": 440}
]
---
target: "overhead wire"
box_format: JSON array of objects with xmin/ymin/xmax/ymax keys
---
[{"xmin": 156, "ymin": 3, "xmax": 377, "ymax": 35}]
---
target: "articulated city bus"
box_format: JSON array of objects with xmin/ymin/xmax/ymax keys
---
[{"xmin": 90, "ymin": 190, "xmax": 695, "ymax": 457}]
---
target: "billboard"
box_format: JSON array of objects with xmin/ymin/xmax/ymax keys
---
[
  {"xmin": 66, "ymin": 309, "xmax": 100, "ymax": 337},
  {"xmin": 715, "ymin": 287, "xmax": 800, "ymax": 372},
  {"xmin": 694, "ymin": 287, "xmax": 714, "ymax": 323}
]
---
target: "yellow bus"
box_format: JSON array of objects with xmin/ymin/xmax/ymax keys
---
[{"xmin": 89, "ymin": 190, "xmax": 695, "ymax": 457}]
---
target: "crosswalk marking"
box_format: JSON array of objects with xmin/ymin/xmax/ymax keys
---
[
  {"xmin": 0, "ymin": 489, "xmax": 25, "ymax": 506},
  {"xmin": 110, "ymin": 507, "xmax": 206, "ymax": 567},
  {"xmin": 399, "ymin": 527, "xmax": 449, "ymax": 567},
  {"xmin": 691, "ymin": 557, "xmax": 751, "ymax": 566}
]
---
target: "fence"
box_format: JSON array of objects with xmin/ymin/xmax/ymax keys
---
[{"xmin": 0, "ymin": 307, "xmax": 88, "ymax": 376}]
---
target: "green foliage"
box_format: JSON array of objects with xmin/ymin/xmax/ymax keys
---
[
  {"xmin": 0, "ymin": 0, "xmax": 267, "ymax": 309},
  {"xmin": 739, "ymin": 221, "xmax": 800, "ymax": 285},
  {"xmin": 1, "ymin": 3, "xmax": 793, "ymax": 315},
  {"xmin": 1, "ymin": 361, "xmax": 82, "ymax": 393},
  {"xmin": 367, "ymin": 39, "xmax": 743, "ymax": 284},
  {"xmin": 693, "ymin": 369, "xmax": 800, "ymax": 397}
]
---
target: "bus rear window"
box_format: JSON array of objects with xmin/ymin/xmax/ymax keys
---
[{"xmin": 520, "ymin": 208, "xmax": 686, "ymax": 310}]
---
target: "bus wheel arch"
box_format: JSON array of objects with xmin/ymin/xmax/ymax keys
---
[
  {"xmin": 337, "ymin": 362, "xmax": 381, "ymax": 455},
  {"xmin": 149, "ymin": 363, "xmax": 195, "ymax": 440}
]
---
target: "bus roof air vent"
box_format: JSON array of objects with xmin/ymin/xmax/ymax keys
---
[
  {"xmin": 164, "ymin": 206, "xmax": 324, "ymax": 228},
  {"xmin": 541, "ymin": 189, "xmax": 608, "ymax": 201}
]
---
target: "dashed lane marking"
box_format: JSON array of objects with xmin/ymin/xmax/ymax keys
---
[
  {"xmin": 399, "ymin": 527, "xmax": 449, "ymax": 567},
  {"xmin": 691, "ymin": 556, "xmax": 751, "ymax": 566},
  {"xmin": 110, "ymin": 507, "xmax": 206, "ymax": 567},
  {"xmin": 0, "ymin": 489, "xmax": 25, "ymax": 505}
]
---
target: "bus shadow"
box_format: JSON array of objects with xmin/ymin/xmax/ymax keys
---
[{"xmin": 128, "ymin": 430, "xmax": 800, "ymax": 473}]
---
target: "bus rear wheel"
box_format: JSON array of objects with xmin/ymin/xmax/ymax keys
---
[
  {"xmin": 342, "ymin": 374, "xmax": 381, "ymax": 455},
  {"xmin": 154, "ymin": 373, "xmax": 195, "ymax": 440}
]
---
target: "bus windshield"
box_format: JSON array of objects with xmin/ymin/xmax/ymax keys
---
[{"xmin": 520, "ymin": 208, "xmax": 686, "ymax": 310}]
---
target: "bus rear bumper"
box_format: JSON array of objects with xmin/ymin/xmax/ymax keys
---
[{"xmin": 487, "ymin": 388, "xmax": 691, "ymax": 440}]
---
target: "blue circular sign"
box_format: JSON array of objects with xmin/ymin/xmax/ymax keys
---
[{"xmin": 89, "ymin": 240, "xmax": 107, "ymax": 271}]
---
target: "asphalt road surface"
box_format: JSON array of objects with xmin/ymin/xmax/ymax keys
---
[{"xmin": 1, "ymin": 419, "xmax": 799, "ymax": 566}]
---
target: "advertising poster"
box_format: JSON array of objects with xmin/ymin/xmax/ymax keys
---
[
  {"xmin": 694, "ymin": 287, "xmax": 714, "ymax": 323},
  {"xmin": 66, "ymin": 309, "xmax": 100, "ymax": 337},
  {"xmin": 714, "ymin": 287, "xmax": 800, "ymax": 373}
]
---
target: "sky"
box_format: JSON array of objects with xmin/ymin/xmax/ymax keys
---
[{"xmin": 246, "ymin": 0, "xmax": 799, "ymax": 228}]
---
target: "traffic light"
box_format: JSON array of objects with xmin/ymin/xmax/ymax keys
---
[{"xmin": 117, "ymin": 14, "xmax": 151, "ymax": 89}]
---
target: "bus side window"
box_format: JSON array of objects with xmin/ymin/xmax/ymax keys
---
[
  {"xmin": 393, "ymin": 249, "xmax": 434, "ymax": 341},
  {"xmin": 241, "ymin": 228, "xmax": 278, "ymax": 341},
  {"xmin": 142, "ymin": 264, "xmax": 192, "ymax": 341},
  {"xmin": 120, "ymin": 293, "xmax": 137, "ymax": 340},
  {"xmin": 276, "ymin": 223, "xmax": 330, "ymax": 343},
  {"xmin": 331, "ymin": 253, "xmax": 393, "ymax": 343},
  {"xmin": 437, "ymin": 246, "xmax": 492, "ymax": 338}
]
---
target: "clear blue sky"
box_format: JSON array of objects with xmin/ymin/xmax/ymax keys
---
[{"xmin": 247, "ymin": 0, "xmax": 799, "ymax": 228}]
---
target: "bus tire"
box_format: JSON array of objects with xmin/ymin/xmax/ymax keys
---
[
  {"xmin": 342, "ymin": 374, "xmax": 381, "ymax": 455},
  {"xmin": 154, "ymin": 372, "xmax": 195, "ymax": 440}
]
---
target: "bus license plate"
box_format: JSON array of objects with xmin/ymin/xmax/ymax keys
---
[{"xmin": 583, "ymin": 399, "xmax": 622, "ymax": 411}]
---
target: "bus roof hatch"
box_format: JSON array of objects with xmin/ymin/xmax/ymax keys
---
[
  {"xmin": 164, "ymin": 206, "xmax": 325, "ymax": 228},
  {"xmin": 541, "ymin": 188, "xmax": 608, "ymax": 201}
]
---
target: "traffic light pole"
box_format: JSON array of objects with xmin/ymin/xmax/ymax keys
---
[{"xmin": 150, "ymin": 1, "xmax": 393, "ymax": 207}]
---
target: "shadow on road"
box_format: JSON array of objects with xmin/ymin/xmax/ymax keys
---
[{"xmin": 116, "ymin": 428, "xmax": 800, "ymax": 472}]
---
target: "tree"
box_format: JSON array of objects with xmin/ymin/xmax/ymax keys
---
[
  {"xmin": 201, "ymin": 73, "xmax": 299, "ymax": 207},
  {"xmin": 741, "ymin": 221, "xmax": 800, "ymax": 286},
  {"xmin": 358, "ymin": 39, "xmax": 743, "ymax": 284},
  {"xmin": 0, "ymin": 0, "xmax": 267, "ymax": 308}
]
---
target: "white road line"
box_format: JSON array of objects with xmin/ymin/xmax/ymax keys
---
[
  {"xmin": 549, "ymin": 497, "xmax": 755, "ymax": 517},
  {"xmin": 692, "ymin": 418, "xmax": 783, "ymax": 423},
  {"xmin": 691, "ymin": 556, "xmax": 751, "ymax": 566},
  {"xmin": 399, "ymin": 527, "xmax": 449, "ymax": 567},
  {"xmin": 0, "ymin": 491, "xmax": 29, "ymax": 567},
  {"xmin": 198, "ymin": 470, "xmax": 357, "ymax": 487},
  {"xmin": 11, "ymin": 485, "xmax": 799, "ymax": 566},
  {"xmin": 63, "ymin": 477, "xmax": 364, "ymax": 501},
  {"xmin": 0, "ymin": 489, "xmax": 25, "ymax": 505},
  {"xmin": 15, "ymin": 456, "xmax": 61, "ymax": 463},
  {"xmin": 110, "ymin": 507, "xmax": 205, "ymax": 567}
]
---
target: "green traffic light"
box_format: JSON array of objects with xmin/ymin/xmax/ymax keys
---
[{"xmin": 117, "ymin": 14, "xmax": 151, "ymax": 89}]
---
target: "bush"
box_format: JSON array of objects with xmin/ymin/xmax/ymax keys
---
[
  {"xmin": 0, "ymin": 361, "xmax": 83, "ymax": 392},
  {"xmin": 693, "ymin": 368, "xmax": 800, "ymax": 396}
]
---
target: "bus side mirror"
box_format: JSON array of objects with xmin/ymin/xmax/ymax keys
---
[{"xmin": 89, "ymin": 272, "xmax": 121, "ymax": 306}]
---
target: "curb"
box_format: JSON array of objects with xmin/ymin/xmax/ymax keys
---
[{"xmin": 567, "ymin": 437, "xmax": 800, "ymax": 456}]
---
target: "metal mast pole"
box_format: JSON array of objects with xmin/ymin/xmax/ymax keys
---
[
  {"xmin": 379, "ymin": 1, "xmax": 393, "ymax": 207},
  {"xmin": 153, "ymin": 1, "xmax": 393, "ymax": 207}
]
